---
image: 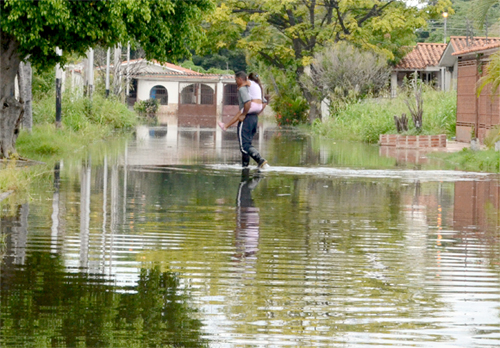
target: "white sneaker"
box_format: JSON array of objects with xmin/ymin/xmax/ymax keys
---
[{"xmin": 258, "ymin": 160, "xmax": 269, "ymax": 170}]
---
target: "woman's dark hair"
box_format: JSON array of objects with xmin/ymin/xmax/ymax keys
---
[{"xmin": 248, "ymin": 73, "xmax": 264, "ymax": 100}]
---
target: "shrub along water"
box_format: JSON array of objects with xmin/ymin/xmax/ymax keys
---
[
  {"xmin": 432, "ymin": 148, "xmax": 500, "ymax": 173},
  {"xmin": 313, "ymin": 88, "xmax": 457, "ymax": 143},
  {"xmin": 1, "ymin": 91, "xmax": 137, "ymax": 195},
  {"xmin": 18, "ymin": 91, "xmax": 137, "ymax": 158}
]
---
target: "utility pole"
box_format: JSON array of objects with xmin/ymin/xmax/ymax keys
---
[
  {"xmin": 55, "ymin": 47, "xmax": 63, "ymax": 128},
  {"xmin": 442, "ymin": 12, "xmax": 448, "ymax": 43},
  {"xmin": 105, "ymin": 48, "xmax": 110, "ymax": 97}
]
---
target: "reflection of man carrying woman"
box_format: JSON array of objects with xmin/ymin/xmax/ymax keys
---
[
  {"xmin": 234, "ymin": 171, "xmax": 262, "ymax": 260},
  {"xmin": 219, "ymin": 71, "xmax": 269, "ymax": 169}
]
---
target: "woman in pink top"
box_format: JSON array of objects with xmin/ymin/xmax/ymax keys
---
[{"xmin": 218, "ymin": 73, "xmax": 267, "ymax": 131}]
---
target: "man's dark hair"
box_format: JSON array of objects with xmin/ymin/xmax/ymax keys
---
[{"xmin": 235, "ymin": 71, "xmax": 247, "ymax": 80}]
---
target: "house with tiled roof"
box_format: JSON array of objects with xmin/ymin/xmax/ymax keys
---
[
  {"xmin": 111, "ymin": 59, "xmax": 238, "ymax": 127},
  {"xmin": 391, "ymin": 43, "xmax": 448, "ymax": 97},
  {"xmin": 438, "ymin": 36, "xmax": 500, "ymax": 92},
  {"xmin": 447, "ymin": 40, "xmax": 500, "ymax": 143}
]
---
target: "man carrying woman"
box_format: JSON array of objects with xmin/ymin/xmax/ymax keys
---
[{"xmin": 220, "ymin": 71, "xmax": 268, "ymax": 169}]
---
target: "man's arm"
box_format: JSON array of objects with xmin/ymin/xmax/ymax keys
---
[{"xmin": 225, "ymin": 110, "xmax": 243, "ymax": 129}]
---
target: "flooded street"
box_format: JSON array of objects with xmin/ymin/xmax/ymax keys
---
[{"xmin": 1, "ymin": 124, "xmax": 500, "ymax": 347}]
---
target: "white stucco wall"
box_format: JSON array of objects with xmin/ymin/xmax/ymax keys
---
[
  {"xmin": 137, "ymin": 79, "xmax": 179, "ymax": 104},
  {"xmin": 137, "ymin": 77, "xmax": 235, "ymax": 116}
]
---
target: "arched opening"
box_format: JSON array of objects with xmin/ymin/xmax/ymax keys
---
[
  {"xmin": 177, "ymin": 82, "xmax": 218, "ymax": 127},
  {"xmin": 223, "ymin": 84, "xmax": 238, "ymax": 105},
  {"xmin": 180, "ymin": 84, "xmax": 215, "ymax": 105},
  {"xmin": 149, "ymin": 85, "xmax": 168, "ymax": 105},
  {"xmin": 200, "ymin": 84, "xmax": 214, "ymax": 105},
  {"xmin": 180, "ymin": 84, "xmax": 196, "ymax": 104}
]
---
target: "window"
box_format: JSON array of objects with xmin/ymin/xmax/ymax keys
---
[
  {"xmin": 150, "ymin": 85, "xmax": 168, "ymax": 105},
  {"xmin": 180, "ymin": 84, "xmax": 196, "ymax": 104},
  {"xmin": 223, "ymin": 84, "xmax": 238, "ymax": 105},
  {"xmin": 180, "ymin": 83, "xmax": 215, "ymax": 105},
  {"xmin": 200, "ymin": 84, "xmax": 214, "ymax": 105}
]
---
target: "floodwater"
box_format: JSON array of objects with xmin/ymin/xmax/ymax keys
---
[{"xmin": 1, "ymin": 123, "xmax": 500, "ymax": 347}]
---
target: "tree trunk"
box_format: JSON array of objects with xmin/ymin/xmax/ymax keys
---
[
  {"xmin": 0, "ymin": 31, "xmax": 23, "ymax": 158},
  {"xmin": 296, "ymin": 65, "xmax": 321, "ymax": 123},
  {"xmin": 18, "ymin": 61, "xmax": 32, "ymax": 132},
  {"xmin": 302, "ymin": 88, "xmax": 320, "ymax": 123}
]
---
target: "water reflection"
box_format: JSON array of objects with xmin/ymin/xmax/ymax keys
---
[
  {"xmin": 51, "ymin": 162, "xmax": 61, "ymax": 253},
  {"xmin": 234, "ymin": 169, "xmax": 262, "ymax": 261},
  {"xmin": 1, "ymin": 129, "xmax": 500, "ymax": 346},
  {"xmin": 0, "ymin": 252, "xmax": 207, "ymax": 347}
]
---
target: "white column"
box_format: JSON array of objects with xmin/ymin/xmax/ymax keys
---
[
  {"xmin": 87, "ymin": 48, "xmax": 94, "ymax": 100},
  {"xmin": 55, "ymin": 47, "xmax": 63, "ymax": 127},
  {"xmin": 391, "ymin": 71, "xmax": 398, "ymax": 98},
  {"xmin": 105, "ymin": 48, "xmax": 110, "ymax": 97},
  {"xmin": 126, "ymin": 42, "xmax": 130, "ymax": 98}
]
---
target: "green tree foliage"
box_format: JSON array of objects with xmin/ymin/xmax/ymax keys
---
[
  {"xmin": 192, "ymin": 48, "xmax": 247, "ymax": 72},
  {"xmin": 206, "ymin": 0, "xmax": 452, "ymax": 123},
  {"xmin": 2, "ymin": 0, "xmax": 213, "ymax": 71},
  {"xmin": 474, "ymin": 0, "xmax": 500, "ymax": 99},
  {"xmin": 0, "ymin": 0, "xmax": 214, "ymax": 158},
  {"xmin": 478, "ymin": 52, "xmax": 500, "ymax": 96},
  {"xmin": 473, "ymin": 0, "xmax": 500, "ymax": 30}
]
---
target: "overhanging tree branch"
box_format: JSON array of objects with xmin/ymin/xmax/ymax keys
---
[
  {"xmin": 357, "ymin": 1, "xmax": 395, "ymax": 27},
  {"xmin": 258, "ymin": 51, "xmax": 286, "ymax": 70}
]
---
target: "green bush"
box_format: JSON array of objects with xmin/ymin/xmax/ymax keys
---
[
  {"xmin": 273, "ymin": 95, "xmax": 309, "ymax": 126},
  {"xmin": 133, "ymin": 98, "xmax": 159, "ymax": 118}
]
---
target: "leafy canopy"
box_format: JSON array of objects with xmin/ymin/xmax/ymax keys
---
[
  {"xmin": 204, "ymin": 0, "xmax": 452, "ymax": 123},
  {"xmin": 1, "ymin": 0, "xmax": 214, "ymax": 70},
  {"xmin": 206, "ymin": 0, "xmax": 453, "ymax": 70}
]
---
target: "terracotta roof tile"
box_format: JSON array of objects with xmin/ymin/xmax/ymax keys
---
[
  {"xmin": 149, "ymin": 59, "xmax": 202, "ymax": 74},
  {"xmin": 136, "ymin": 71, "xmax": 234, "ymax": 80},
  {"xmin": 452, "ymin": 42, "xmax": 500, "ymax": 56},
  {"xmin": 99, "ymin": 58, "xmax": 202, "ymax": 74},
  {"xmin": 449, "ymin": 36, "xmax": 500, "ymax": 54},
  {"xmin": 395, "ymin": 43, "xmax": 447, "ymax": 70}
]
